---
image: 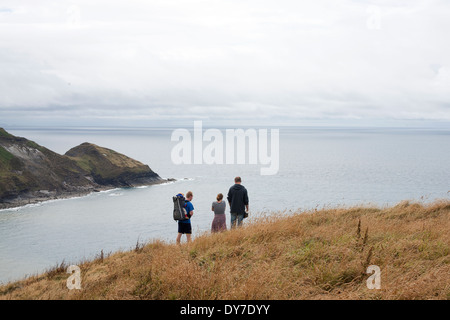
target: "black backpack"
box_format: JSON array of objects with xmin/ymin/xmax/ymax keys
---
[{"xmin": 173, "ymin": 193, "xmax": 188, "ymax": 221}]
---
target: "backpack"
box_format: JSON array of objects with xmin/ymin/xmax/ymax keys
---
[{"xmin": 173, "ymin": 193, "xmax": 188, "ymax": 221}]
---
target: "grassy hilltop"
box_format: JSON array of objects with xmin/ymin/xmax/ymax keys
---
[
  {"xmin": 1, "ymin": 200, "xmax": 449, "ymax": 300},
  {"xmin": 0, "ymin": 128, "xmax": 163, "ymax": 208}
]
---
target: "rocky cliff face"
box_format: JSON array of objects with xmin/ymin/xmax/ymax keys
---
[
  {"xmin": 65, "ymin": 142, "xmax": 161, "ymax": 187},
  {"xmin": 0, "ymin": 128, "xmax": 163, "ymax": 208}
]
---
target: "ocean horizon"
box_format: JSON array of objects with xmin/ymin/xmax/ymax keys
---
[{"xmin": 0, "ymin": 125, "xmax": 449, "ymax": 284}]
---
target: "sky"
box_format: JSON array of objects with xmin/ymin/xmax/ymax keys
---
[{"xmin": 1, "ymin": 0, "xmax": 450, "ymax": 128}]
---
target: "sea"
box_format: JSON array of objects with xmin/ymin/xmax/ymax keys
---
[{"xmin": 0, "ymin": 125, "xmax": 449, "ymax": 284}]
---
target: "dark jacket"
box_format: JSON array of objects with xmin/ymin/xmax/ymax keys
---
[{"xmin": 227, "ymin": 184, "xmax": 249, "ymax": 215}]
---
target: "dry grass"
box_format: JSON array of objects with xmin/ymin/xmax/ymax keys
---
[{"xmin": 1, "ymin": 200, "xmax": 449, "ymax": 300}]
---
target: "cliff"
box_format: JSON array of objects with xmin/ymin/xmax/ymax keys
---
[
  {"xmin": 0, "ymin": 128, "xmax": 163, "ymax": 209},
  {"xmin": 65, "ymin": 142, "xmax": 161, "ymax": 187}
]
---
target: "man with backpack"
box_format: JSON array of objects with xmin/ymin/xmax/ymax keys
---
[
  {"xmin": 176, "ymin": 191, "xmax": 194, "ymax": 244},
  {"xmin": 227, "ymin": 177, "xmax": 249, "ymax": 228}
]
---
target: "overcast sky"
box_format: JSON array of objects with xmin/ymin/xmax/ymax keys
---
[{"xmin": 1, "ymin": 0, "xmax": 450, "ymax": 127}]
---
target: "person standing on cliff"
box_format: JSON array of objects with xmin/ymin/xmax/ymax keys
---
[
  {"xmin": 176, "ymin": 191, "xmax": 194, "ymax": 244},
  {"xmin": 227, "ymin": 177, "xmax": 249, "ymax": 228},
  {"xmin": 211, "ymin": 193, "xmax": 227, "ymax": 233}
]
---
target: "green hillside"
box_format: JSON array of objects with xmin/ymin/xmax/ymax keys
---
[{"xmin": 0, "ymin": 128, "xmax": 162, "ymax": 208}]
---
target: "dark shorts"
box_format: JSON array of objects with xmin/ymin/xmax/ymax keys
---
[{"xmin": 178, "ymin": 222, "xmax": 192, "ymax": 234}]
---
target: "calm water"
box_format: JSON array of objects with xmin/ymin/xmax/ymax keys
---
[{"xmin": 1, "ymin": 126, "xmax": 449, "ymax": 284}]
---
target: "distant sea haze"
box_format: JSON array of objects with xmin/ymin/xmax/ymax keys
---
[{"xmin": 0, "ymin": 126, "xmax": 449, "ymax": 284}]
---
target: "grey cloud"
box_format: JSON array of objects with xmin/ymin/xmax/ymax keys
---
[{"xmin": 1, "ymin": 0, "xmax": 450, "ymax": 127}]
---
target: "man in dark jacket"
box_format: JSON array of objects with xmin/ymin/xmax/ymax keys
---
[{"xmin": 227, "ymin": 176, "xmax": 249, "ymax": 228}]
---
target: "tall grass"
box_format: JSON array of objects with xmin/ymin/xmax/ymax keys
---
[{"xmin": 1, "ymin": 200, "xmax": 449, "ymax": 300}]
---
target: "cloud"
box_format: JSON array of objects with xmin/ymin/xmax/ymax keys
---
[{"xmin": 1, "ymin": 0, "xmax": 450, "ymax": 126}]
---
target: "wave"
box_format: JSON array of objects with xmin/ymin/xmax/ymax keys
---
[
  {"xmin": 0, "ymin": 193, "xmax": 93, "ymax": 213},
  {"xmin": 108, "ymin": 192, "xmax": 124, "ymax": 197},
  {"xmin": 152, "ymin": 177, "xmax": 194, "ymax": 187},
  {"xmin": 0, "ymin": 180, "xmax": 194, "ymax": 213}
]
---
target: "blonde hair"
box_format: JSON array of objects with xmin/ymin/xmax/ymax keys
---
[{"xmin": 216, "ymin": 193, "xmax": 223, "ymax": 201}]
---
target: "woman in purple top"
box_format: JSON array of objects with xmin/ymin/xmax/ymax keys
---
[{"xmin": 211, "ymin": 193, "xmax": 227, "ymax": 233}]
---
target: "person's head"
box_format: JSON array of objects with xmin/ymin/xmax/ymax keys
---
[
  {"xmin": 216, "ymin": 193, "xmax": 223, "ymax": 201},
  {"xmin": 234, "ymin": 176, "xmax": 242, "ymax": 184},
  {"xmin": 186, "ymin": 191, "xmax": 193, "ymax": 201}
]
